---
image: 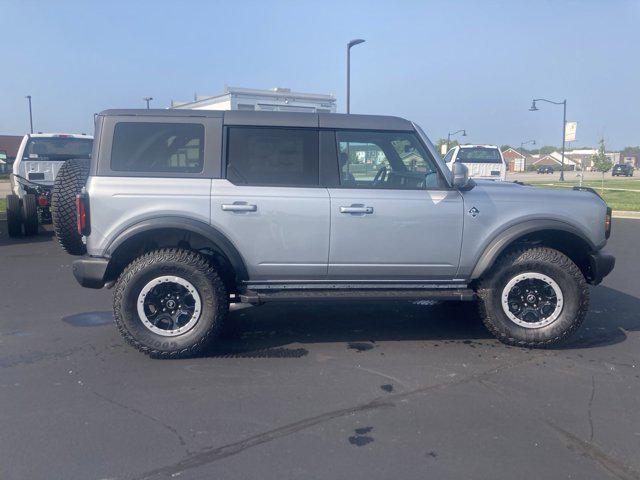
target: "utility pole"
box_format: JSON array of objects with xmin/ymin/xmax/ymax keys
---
[{"xmin": 25, "ymin": 95, "xmax": 33, "ymax": 134}]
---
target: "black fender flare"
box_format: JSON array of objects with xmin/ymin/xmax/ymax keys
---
[
  {"xmin": 105, "ymin": 217, "xmax": 249, "ymax": 282},
  {"xmin": 469, "ymin": 219, "xmax": 596, "ymax": 280}
]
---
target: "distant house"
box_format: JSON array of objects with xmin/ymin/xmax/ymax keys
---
[
  {"xmin": 565, "ymin": 149, "xmax": 620, "ymax": 171},
  {"xmin": 502, "ymin": 148, "xmax": 527, "ymax": 172},
  {"xmin": 0, "ymin": 134, "xmax": 23, "ymax": 174},
  {"xmin": 531, "ymin": 152, "xmax": 578, "ymax": 170}
]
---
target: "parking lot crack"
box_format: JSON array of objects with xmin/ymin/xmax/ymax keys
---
[
  {"xmin": 90, "ymin": 390, "xmax": 188, "ymax": 448},
  {"xmin": 588, "ymin": 375, "xmax": 596, "ymax": 442},
  {"xmin": 132, "ymin": 357, "xmax": 536, "ymax": 479},
  {"xmin": 546, "ymin": 421, "xmax": 640, "ymax": 480}
]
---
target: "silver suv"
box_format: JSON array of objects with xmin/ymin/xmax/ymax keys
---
[{"xmin": 64, "ymin": 109, "xmax": 614, "ymax": 357}]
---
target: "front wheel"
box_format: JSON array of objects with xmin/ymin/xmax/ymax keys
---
[
  {"xmin": 476, "ymin": 247, "xmax": 589, "ymax": 347},
  {"xmin": 113, "ymin": 249, "xmax": 228, "ymax": 358}
]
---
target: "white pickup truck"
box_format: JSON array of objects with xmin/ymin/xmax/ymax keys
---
[
  {"xmin": 443, "ymin": 144, "xmax": 507, "ymax": 181},
  {"xmin": 7, "ymin": 133, "xmax": 93, "ymax": 237}
]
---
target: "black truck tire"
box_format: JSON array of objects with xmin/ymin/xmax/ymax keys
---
[
  {"xmin": 22, "ymin": 194, "xmax": 39, "ymax": 236},
  {"xmin": 6, "ymin": 194, "xmax": 23, "ymax": 237},
  {"xmin": 476, "ymin": 247, "xmax": 588, "ymax": 348},
  {"xmin": 113, "ymin": 249, "xmax": 229, "ymax": 359},
  {"xmin": 52, "ymin": 158, "xmax": 90, "ymax": 255}
]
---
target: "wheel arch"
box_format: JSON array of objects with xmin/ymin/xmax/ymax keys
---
[
  {"xmin": 103, "ymin": 217, "xmax": 248, "ymax": 291},
  {"xmin": 470, "ymin": 220, "xmax": 596, "ymax": 282}
]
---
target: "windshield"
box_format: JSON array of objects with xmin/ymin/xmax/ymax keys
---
[
  {"xmin": 23, "ymin": 137, "xmax": 93, "ymax": 160},
  {"xmin": 456, "ymin": 147, "xmax": 503, "ymax": 164}
]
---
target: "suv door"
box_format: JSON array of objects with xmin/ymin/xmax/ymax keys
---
[
  {"xmin": 327, "ymin": 130, "xmax": 463, "ymax": 280},
  {"xmin": 210, "ymin": 126, "xmax": 330, "ymax": 281}
]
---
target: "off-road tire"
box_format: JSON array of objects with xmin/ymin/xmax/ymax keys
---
[
  {"xmin": 6, "ymin": 194, "xmax": 23, "ymax": 237},
  {"xmin": 51, "ymin": 158, "xmax": 90, "ymax": 255},
  {"xmin": 113, "ymin": 249, "xmax": 228, "ymax": 358},
  {"xmin": 476, "ymin": 247, "xmax": 589, "ymax": 348},
  {"xmin": 22, "ymin": 194, "xmax": 39, "ymax": 236}
]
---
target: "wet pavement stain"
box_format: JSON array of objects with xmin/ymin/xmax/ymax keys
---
[
  {"xmin": 347, "ymin": 342, "xmax": 374, "ymax": 352},
  {"xmin": 349, "ymin": 427, "xmax": 374, "ymax": 446},
  {"xmin": 380, "ymin": 384, "xmax": 394, "ymax": 393},
  {"xmin": 62, "ymin": 311, "xmax": 113, "ymax": 327}
]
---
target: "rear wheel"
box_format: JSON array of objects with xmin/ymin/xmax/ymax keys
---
[
  {"xmin": 52, "ymin": 158, "xmax": 90, "ymax": 254},
  {"xmin": 6, "ymin": 194, "xmax": 23, "ymax": 237},
  {"xmin": 113, "ymin": 249, "xmax": 228, "ymax": 358},
  {"xmin": 476, "ymin": 247, "xmax": 588, "ymax": 347},
  {"xmin": 22, "ymin": 194, "xmax": 39, "ymax": 236}
]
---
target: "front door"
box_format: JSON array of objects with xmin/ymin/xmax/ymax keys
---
[{"xmin": 327, "ymin": 130, "xmax": 463, "ymax": 280}]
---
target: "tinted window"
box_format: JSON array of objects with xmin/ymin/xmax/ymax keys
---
[
  {"xmin": 111, "ymin": 123, "xmax": 204, "ymax": 173},
  {"xmin": 456, "ymin": 147, "xmax": 503, "ymax": 164},
  {"xmin": 24, "ymin": 137, "xmax": 93, "ymax": 160},
  {"xmin": 226, "ymin": 127, "xmax": 319, "ymax": 186},
  {"xmin": 337, "ymin": 131, "xmax": 444, "ymax": 190}
]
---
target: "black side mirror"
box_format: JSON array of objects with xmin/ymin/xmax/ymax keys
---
[{"xmin": 452, "ymin": 162, "xmax": 470, "ymax": 189}]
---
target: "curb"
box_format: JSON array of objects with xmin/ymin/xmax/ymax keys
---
[{"xmin": 612, "ymin": 210, "xmax": 640, "ymax": 219}]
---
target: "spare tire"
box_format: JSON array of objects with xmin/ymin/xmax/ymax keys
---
[
  {"xmin": 22, "ymin": 194, "xmax": 39, "ymax": 236},
  {"xmin": 52, "ymin": 158, "xmax": 90, "ymax": 255},
  {"xmin": 6, "ymin": 194, "xmax": 23, "ymax": 238}
]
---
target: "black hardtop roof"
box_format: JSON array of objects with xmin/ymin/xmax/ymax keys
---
[{"xmin": 98, "ymin": 109, "xmax": 414, "ymax": 131}]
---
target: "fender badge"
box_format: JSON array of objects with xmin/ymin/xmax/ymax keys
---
[{"xmin": 468, "ymin": 207, "xmax": 479, "ymax": 218}]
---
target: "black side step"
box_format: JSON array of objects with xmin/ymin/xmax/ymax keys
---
[{"xmin": 240, "ymin": 288, "xmax": 475, "ymax": 305}]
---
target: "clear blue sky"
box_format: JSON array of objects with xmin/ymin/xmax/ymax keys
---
[{"xmin": 1, "ymin": 0, "xmax": 638, "ymax": 149}]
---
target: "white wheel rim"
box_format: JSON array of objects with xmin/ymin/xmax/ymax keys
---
[
  {"xmin": 501, "ymin": 272, "xmax": 563, "ymax": 329},
  {"xmin": 136, "ymin": 276, "xmax": 202, "ymax": 337}
]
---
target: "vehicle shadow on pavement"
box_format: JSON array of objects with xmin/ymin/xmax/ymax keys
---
[
  {"xmin": 561, "ymin": 286, "xmax": 640, "ymax": 349},
  {"xmin": 0, "ymin": 223, "xmax": 55, "ymax": 246},
  {"xmin": 206, "ymin": 301, "xmax": 495, "ymax": 358},
  {"xmin": 206, "ymin": 286, "xmax": 640, "ymax": 357}
]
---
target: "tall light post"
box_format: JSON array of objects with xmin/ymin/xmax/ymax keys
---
[
  {"xmin": 446, "ymin": 129, "xmax": 466, "ymax": 151},
  {"xmin": 529, "ymin": 98, "xmax": 567, "ymax": 181},
  {"xmin": 520, "ymin": 139, "xmax": 535, "ymax": 154},
  {"xmin": 25, "ymin": 95, "xmax": 33, "ymax": 134},
  {"xmin": 346, "ymin": 39, "xmax": 365, "ymax": 114},
  {"xmin": 143, "ymin": 97, "xmax": 153, "ymax": 109}
]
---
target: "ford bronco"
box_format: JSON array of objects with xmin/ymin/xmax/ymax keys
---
[{"xmin": 58, "ymin": 109, "xmax": 614, "ymax": 357}]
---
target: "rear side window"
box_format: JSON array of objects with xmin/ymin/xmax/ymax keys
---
[
  {"xmin": 456, "ymin": 147, "xmax": 502, "ymax": 164},
  {"xmin": 226, "ymin": 127, "xmax": 319, "ymax": 186},
  {"xmin": 111, "ymin": 122, "xmax": 204, "ymax": 173}
]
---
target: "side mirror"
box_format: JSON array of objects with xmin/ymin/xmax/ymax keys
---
[{"xmin": 451, "ymin": 162, "xmax": 470, "ymax": 189}]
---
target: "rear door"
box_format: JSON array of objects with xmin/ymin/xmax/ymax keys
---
[
  {"xmin": 210, "ymin": 126, "xmax": 330, "ymax": 281},
  {"xmin": 327, "ymin": 130, "xmax": 463, "ymax": 280}
]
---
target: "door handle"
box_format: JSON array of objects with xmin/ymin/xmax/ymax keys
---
[
  {"xmin": 340, "ymin": 205, "xmax": 374, "ymax": 214},
  {"xmin": 221, "ymin": 203, "xmax": 257, "ymax": 212}
]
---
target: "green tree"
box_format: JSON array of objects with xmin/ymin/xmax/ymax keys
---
[{"xmin": 591, "ymin": 139, "xmax": 612, "ymax": 193}]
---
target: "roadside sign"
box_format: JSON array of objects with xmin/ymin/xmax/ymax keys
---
[
  {"xmin": 565, "ymin": 122, "xmax": 577, "ymax": 142},
  {"xmin": 441, "ymin": 144, "xmax": 447, "ymax": 155}
]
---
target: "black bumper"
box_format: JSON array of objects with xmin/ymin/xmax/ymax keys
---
[
  {"xmin": 72, "ymin": 257, "xmax": 109, "ymax": 289},
  {"xmin": 587, "ymin": 250, "xmax": 615, "ymax": 285}
]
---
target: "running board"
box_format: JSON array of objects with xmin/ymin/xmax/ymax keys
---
[{"xmin": 240, "ymin": 288, "xmax": 475, "ymax": 305}]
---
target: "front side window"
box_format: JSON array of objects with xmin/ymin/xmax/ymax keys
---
[
  {"xmin": 111, "ymin": 122, "xmax": 204, "ymax": 173},
  {"xmin": 455, "ymin": 147, "xmax": 503, "ymax": 164},
  {"xmin": 226, "ymin": 127, "xmax": 319, "ymax": 186},
  {"xmin": 337, "ymin": 131, "xmax": 444, "ymax": 189}
]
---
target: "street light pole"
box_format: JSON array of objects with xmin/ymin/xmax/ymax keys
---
[
  {"xmin": 346, "ymin": 39, "xmax": 365, "ymax": 114},
  {"xmin": 143, "ymin": 97, "xmax": 153, "ymax": 109},
  {"xmin": 25, "ymin": 95, "xmax": 33, "ymax": 134},
  {"xmin": 446, "ymin": 129, "xmax": 466, "ymax": 151},
  {"xmin": 529, "ymin": 98, "xmax": 567, "ymax": 181}
]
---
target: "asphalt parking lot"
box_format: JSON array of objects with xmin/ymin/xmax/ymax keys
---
[{"xmin": 1, "ymin": 220, "xmax": 639, "ymax": 480}]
